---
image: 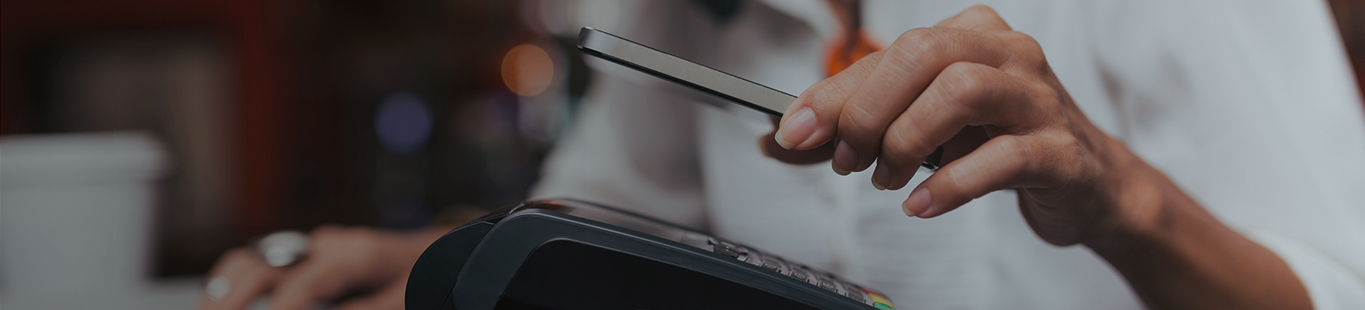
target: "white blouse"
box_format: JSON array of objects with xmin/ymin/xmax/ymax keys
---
[{"xmin": 531, "ymin": 0, "xmax": 1365, "ymax": 308}]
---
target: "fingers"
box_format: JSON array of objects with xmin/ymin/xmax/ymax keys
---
[
  {"xmin": 776, "ymin": 51, "xmax": 884, "ymax": 150},
  {"xmin": 778, "ymin": 26, "xmax": 1010, "ymax": 172},
  {"xmin": 198, "ymin": 248, "xmax": 282, "ymax": 310},
  {"xmin": 761, "ymin": 116, "xmax": 838, "ymax": 164},
  {"xmin": 266, "ymin": 259, "xmax": 355, "ymax": 310},
  {"xmin": 776, "ymin": 6, "xmax": 1019, "ymax": 170},
  {"xmin": 830, "ymin": 27, "xmax": 1015, "ymax": 175},
  {"xmin": 269, "ymin": 226, "xmax": 385, "ymax": 310},
  {"xmin": 759, "ymin": 131, "xmax": 839, "ymax": 164},
  {"xmin": 875, "ymin": 62, "xmax": 1038, "ymax": 190},
  {"xmin": 770, "ymin": 5, "xmax": 1067, "ymax": 219},
  {"xmin": 200, "ymin": 226, "xmax": 421, "ymax": 310},
  {"xmin": 901, "ymin": 134, "xmax": 1040, "ymax": 218}
]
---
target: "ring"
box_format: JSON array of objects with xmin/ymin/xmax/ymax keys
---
[
  {"xmin": 254, "ymin": 230, "xmax": 309, "ymax": 267},
  {"xmin": 206, "ymin": 276, "xmax": 231, "ymax": 300}
]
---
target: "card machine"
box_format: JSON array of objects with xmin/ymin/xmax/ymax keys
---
[{"xmin": 406, "ymin": 199, "xmax": 896, "ymax": 309}]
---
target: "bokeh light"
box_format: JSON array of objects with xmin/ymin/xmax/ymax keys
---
[
  {"xmin": 501, "ymin": 44, "xmax": 555, "ymax": 97},
  {"xmin": 374, "ymin": 92, "xmax": 433, "ymax": 156}
]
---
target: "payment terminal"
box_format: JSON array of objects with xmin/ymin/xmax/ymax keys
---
[{"xmin": 405, "ymin": 199, "xmax": 896, "ymax": 309}]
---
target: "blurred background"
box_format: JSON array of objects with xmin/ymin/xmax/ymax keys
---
[
  {"xmin": 0, "ymin": 0, "xmax": 1361, "ymax": 309},
  {"xmin": 0, "ymin": 0, "xmax": 613, "ymax": 308}
]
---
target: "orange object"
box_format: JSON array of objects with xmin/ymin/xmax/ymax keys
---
[{"xmin": 824, "ymin": 30, "xmax": 882, "ymax": 77}]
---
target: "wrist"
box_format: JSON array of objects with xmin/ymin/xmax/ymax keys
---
[{"xmin": 1082, "ymin": 138, "xmax": 1170, "ymax": 254}]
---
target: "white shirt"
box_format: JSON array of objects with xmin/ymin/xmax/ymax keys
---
[{"xmin": 531, "ymin": 0, "xmax": 1365, "ymax": 308}]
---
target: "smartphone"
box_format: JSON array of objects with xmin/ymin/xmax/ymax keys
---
[{"xmin": 576, "ymin": 27, "xmax": 942, "ymax": 170}]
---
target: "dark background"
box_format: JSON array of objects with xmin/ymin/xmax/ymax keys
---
[
  {"xmin": 2, "ymin": 0, "xmax": 1361, "ymax": 280},
  {"xmin": 1, "ymin": 0, "xmax": 589, "ymax": 277}
]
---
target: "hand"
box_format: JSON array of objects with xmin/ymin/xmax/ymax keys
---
[
  {"xmin": 198, "ymin": 225, "xmax": 443, "ymax": 310},
  {"xmin": 770, "ymin": 5, "xmax": 1138, "ymax": 245},
  {"xmin": 766, "ymin": 6, "xmax": 1311, "ymax": 309}
]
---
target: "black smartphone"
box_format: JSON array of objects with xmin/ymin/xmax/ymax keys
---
[{"xmin": 576, "ymin": 27, "xmax": 942, "ymax": 170}]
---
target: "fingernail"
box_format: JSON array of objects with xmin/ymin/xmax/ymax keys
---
[
  {"xmin": 890, "ymin": 170, "xmax": 916, "ymax": 190},
  {"xmin": 775, "ymin": 107, "xmax": 817, "ymax": 149},
  {"xmin": 872, "ymin": 162, "xmax": 891, "ymax": 190},
  {"xmin": 832, "ymin": 140, "xmax": 856, "ymax": 175},
  {"xmin": 855, "ymin": 156, "xmax": 874, "ymax": 172},
  {"xmin": 902, "ymin": 188, "xmax": 932, "ymax": 217}
]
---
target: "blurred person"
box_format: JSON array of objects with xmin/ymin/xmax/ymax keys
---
[{"xmin": 199, "ymin": 1, "xmax": 1365, "ymax": 310}]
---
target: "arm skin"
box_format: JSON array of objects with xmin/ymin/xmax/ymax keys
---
[
  {"xmin": 1086, "ymin": 138, "xmax": 1312, "ymax": 310},
  {"xmin": 764, "ymin": 6, "xmax": 1313, "ymax": 309}
]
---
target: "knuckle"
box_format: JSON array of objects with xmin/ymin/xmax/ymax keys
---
[
  {"xmin": 937, "ymin": 63, "xmax": 993, "ymax": 110},
  {"xmin": 1002, "ymin": 31, "xmax": 1043, "ymax": 54},
  {"xmin": 1053, "ymin": 135, "xmax": 1088, "ymax": 177},
  {"xmin": 1037, "ymin": 98, "xmax": 1066, "ymax": 125},
  {"xmin": 1023, "ymin": 131, "xmax": 1084, "ymax": 183},
  {"xmin": 895, "ymin": 28, "xmax": 936, "ymax": 49},
  {"xmin": 1023, "ymin": 83, "xmax": 1061, "ymax": 113},
  {"xmin": 893, "ymin": 28, "xmax": 948, "ymax": 60},
  {"xmin": 959, "ymin": 5, "xmax": 1004, "ymax": 25},
  {"xmin": 993, "ymin": 135, "xmax": 1035, "ymax": 174},
  {"xmin": 838, "ymin": 105, "xmax": 884, "ymax": 137},
  {"xmin": 880, "ymin": 130, "xmax": 918, "ymax": 161},
  {"xmin": 1001, "ymin": 31, "xmax": 1049, "ymax": 70},
  {"xmin": 1024, "ymin": 81, "xmax": 1057, "ymax": 100},
  {"xmin": 883, "ymin": 127, "xmax": 935, "ymax": 166},
  {"xmin": 995, "ymin": 135, "xmax": 1029, "ymax": 158},
  {"xmin": 942, "ymin": 63, "xmax": 989, "ymax": 91},
  {"xmin": 965, "ymin": 4, "xmax": 998, "ymax": 16}
]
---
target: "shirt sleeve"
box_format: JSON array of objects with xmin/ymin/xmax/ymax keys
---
[{"xmin": 1092, "ymin": 0, "xmax": 1365, "ymax": 308}]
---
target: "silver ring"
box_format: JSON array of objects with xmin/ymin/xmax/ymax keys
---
[
  {"xmin": 205, "ymin": 275, "xmax": 231, "ymax": 300},
  {"xmin": 253, "ymin": 230, "xmax": 309, "ymax": 268}
]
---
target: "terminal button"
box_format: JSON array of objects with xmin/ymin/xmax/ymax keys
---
[{"xmin": 818, "ymin": 281, "xmax": 838, "ymax": 292}]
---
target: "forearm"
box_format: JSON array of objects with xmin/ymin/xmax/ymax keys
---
[{"xmin": 1086, "ymin": 153, "xmax": 1312, "ymax": 310}]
